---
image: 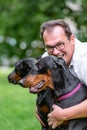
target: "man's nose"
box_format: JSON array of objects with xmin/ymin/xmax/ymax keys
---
[{"xmin": 52, "ymin": 47, "xmax": 60, "ymax": 56}]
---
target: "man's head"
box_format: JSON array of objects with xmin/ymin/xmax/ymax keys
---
[{"xmin": 40, "ymin": 19, "xmax": 75, "ymax": 65}]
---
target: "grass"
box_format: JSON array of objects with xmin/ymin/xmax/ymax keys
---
[{"xmin": 0, "ymin": 67, "xmax": 41, "ymax": 130}]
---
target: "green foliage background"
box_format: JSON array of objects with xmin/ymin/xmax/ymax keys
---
[{"xmin": 0, "ymin": 0, "xmax": 87, "ymax": 66}]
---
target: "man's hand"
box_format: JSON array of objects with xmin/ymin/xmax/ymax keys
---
[{"xmin": 48, "ymin": 105, "xmax": 65, "ymax": 129}]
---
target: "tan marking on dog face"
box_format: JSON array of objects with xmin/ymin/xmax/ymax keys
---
[
  {"xmin": 22, "ymin": 70, "xmax": 54, "ymax": 93},
  {"xmin": 8, "ymin": 71, "xmax": 22, "ymax": 83}
]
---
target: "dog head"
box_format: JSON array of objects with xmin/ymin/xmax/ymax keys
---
[
  {"xmin": 8, "ymin": 58, "xmax": 37, "ymax": 84},
  {"xmin": 19, "ymin": 56, "xmax": 68, "ymax": 94}
]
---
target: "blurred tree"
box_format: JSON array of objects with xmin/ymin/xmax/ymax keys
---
[{"xmin": 0, "ymin": 0, "xmax": 87, "ymax": 66}]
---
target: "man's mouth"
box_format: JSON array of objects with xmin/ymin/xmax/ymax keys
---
[{"xmin": 29, "ymin": 80, "xmax": 45, "ymax": 94}]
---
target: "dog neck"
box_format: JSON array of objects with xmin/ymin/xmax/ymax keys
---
[
  {"xmin": 37, "ymin": 87, "xmax": 54, "ymax": 106},
  {"xmin": 57, "ymin": 83, "xmax": 82, "ymax": 101},
  {"xmin": 53, "ymin": 67, "xmax": 81, "ymax": 99}
]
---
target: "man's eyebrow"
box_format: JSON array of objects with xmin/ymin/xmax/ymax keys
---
[
  {"xmin": 53, "ymin": 41, "xmax": 65, "ymax": 46},
  {"xmin": 45, "ymin": 41, "xmax": 64, "ymax": 47}
]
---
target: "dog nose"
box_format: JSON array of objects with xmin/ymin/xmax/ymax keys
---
[{"xmin": 7, "ymin": 75, "xmax": 16, "ymax": 84}]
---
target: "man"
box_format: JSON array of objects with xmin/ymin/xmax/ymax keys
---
[{"xmin": 37, "ymin": 19, "xmax": 87, "ymax": 129}]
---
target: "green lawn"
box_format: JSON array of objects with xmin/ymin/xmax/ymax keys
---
[{"xmin": 0, "ymin": 67, "xmax": 41, "ymax": 130}]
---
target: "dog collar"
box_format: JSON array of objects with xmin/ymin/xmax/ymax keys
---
[{"xmin": 57, "ymin": 83, "xmax": 82, "ymax": 101}]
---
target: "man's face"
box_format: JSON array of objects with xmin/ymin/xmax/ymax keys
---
[{"xmin": 43, "ymin": 26, "xmax": 75, "ymax": 65}]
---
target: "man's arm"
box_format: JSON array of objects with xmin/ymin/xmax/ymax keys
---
[{"xmin": 48, "ymin": 99, "xmax": 87, "ymax": 129}]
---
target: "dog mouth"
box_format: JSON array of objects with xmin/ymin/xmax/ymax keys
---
[{"xmin": 29, "ymin": 80, "xmax": 45, "ymax": 94}]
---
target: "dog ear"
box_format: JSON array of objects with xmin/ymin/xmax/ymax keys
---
[
  {"xmin": 52, "ymin": 56, "xmax": 68, "ymax": 72},
  {"xmin": 25, "ymin": 58, "xmax": 37, "ymax": 68},
  {"xmin": 22, "ymin": 60, "xmax": 31, "ymax": 69}
]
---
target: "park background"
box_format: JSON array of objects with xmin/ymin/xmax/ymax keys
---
[{"xmin": 0, "ymin": 0, "xmax": 87, "ymax": 130}]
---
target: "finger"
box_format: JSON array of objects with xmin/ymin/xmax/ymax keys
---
[
  {"xmin": 52, "ymin": 104, "xmax": 58, "ymax": 109},
  {"xmin": 48, "ymin": 118, "xmax": 55, "ymax": 127},
  {"xmin": 48, "ymin": 121, "xmax": 53, "ymax": 126},
  {"xmin": 52, "ymin": 124, "xmax": 57, "ymax": 129},
  {"xmin": 47, "ymin": 117, "xmax": 53, "ymax": 123},
  {"xmin": 52, "ymin": 121, "xmax": 64, "ymax": 129},
  {"xmin": 51, "ymin": 121, "xmax": 59, "ymax": 129},
  {"xmin": 48, "ymin": 104, "xmax": 58, "ymax": 117},
  {"xmin": 47, "ymin": 108, "xmax": 54, "ymax": 118},
  {"xmin": 47, "ymin": 111, "xmax": 52, "ymax": 118}
]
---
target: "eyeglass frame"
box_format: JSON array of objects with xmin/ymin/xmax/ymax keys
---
[{"xmin": 45, "ymin": 38, "xmax": 69, "ymax": 54}]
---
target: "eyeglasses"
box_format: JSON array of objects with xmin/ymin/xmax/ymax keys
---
[{"xmin": 45, "ymin": 38, "xmax": 69, "ymax": 54}]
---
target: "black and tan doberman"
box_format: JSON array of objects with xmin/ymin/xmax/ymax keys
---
[{"xmin": 19, "ymin": 56, "xmax": 87, "ymax": 130}]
